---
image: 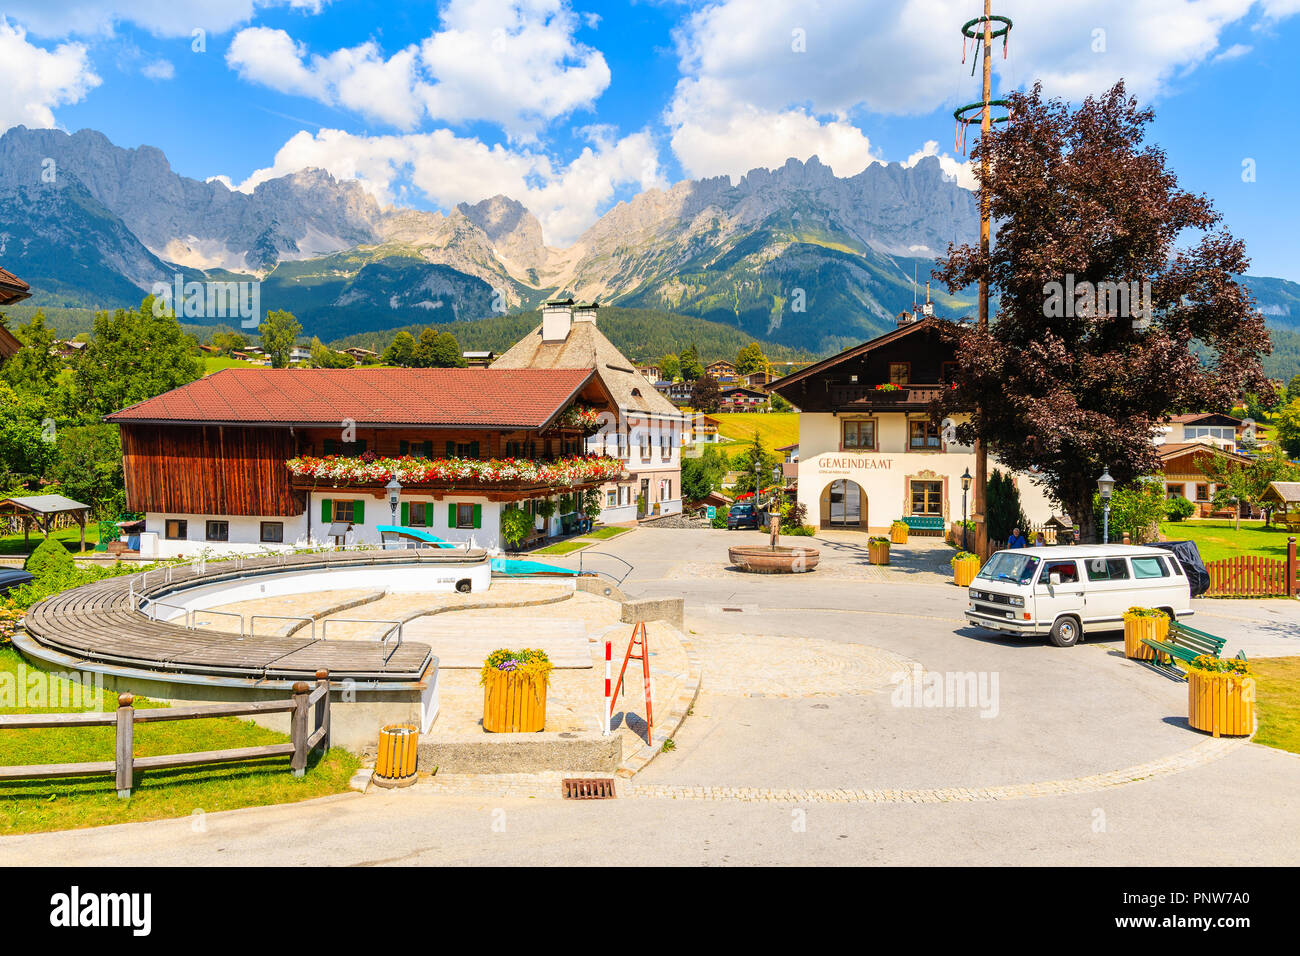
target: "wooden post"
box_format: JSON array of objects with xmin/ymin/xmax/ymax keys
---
[
  {"xmin": 115, "ymin": 693, "xmax": 134, "ymax": 798},
  {"xmin": 314, "ymin": 669, "xmax": 331, "ymax": 754},
  {"xmin": 1288, "ymin": 536, "xmax": 1297, "ymax": 598},
  {"xmin": 290, "ymin": 681, "xmax": 310, "ymax": 777},
  {"xmin": 1122, "ymin": 532, "xmax": 1131, "ymax": 545}
]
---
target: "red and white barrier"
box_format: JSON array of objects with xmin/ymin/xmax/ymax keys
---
[{"xmin": 603, "ymin": 640, "xmax": 612, "ymax": 736}]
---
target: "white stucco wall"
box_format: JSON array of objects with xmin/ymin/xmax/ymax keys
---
[{"xmin": 794, "ymin": 412, "xmax": 1059, "ymax": 532}]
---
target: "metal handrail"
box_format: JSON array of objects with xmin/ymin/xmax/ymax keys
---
[
  {"xmin": 189, "ymin": 607, "xmax": 246, "ymax": 636},
  {"xmin": 577, "ymin": 550, "xmax": 634, "ymax": 585},
  {"xmin": 320, "ymin": 619, "xmax": 402, "ymax": 644},
  {"xmin": 146, "ymin": 600, "xmax": 192, "ymax": 627},
  {"xmin": 249, "ymin": 614, "xmax": 315, "ymax": 639}
]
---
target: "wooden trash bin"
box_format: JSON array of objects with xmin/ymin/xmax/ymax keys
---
[
  {"xmin": 952, "ymin": 555, "xmax": 980, "ymax": 587},
  {"xmin": 868, "ymin": 538, "xmax": 891, "ymax": 566},
  {"xmin": 1123, "ymin": 611, "xmax": 1170, "ymax": 661},
  {"xmin": 482, "ymin": 669, "xmax": 548, "ymax": 733},
  {"xmin": 373, "ymin": 723, "xmax": 419, "ymax": 788},
  {"xmin": 1188, "ymin": 670, "xmax": 1256, "ymax": 738}
]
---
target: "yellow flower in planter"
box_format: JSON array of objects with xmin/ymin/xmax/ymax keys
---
[
  {"xmin": 1186, "ymin": 655, "xmax": 1255, "ymax": 738},
  {"xmin": 481, "ymin": 648, "xmax": 553, "ymax": 733}
]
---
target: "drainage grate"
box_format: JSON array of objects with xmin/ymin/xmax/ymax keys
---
[{"xmin": 562, "ymin": 777, "xmax": 616, "ymax": 799}]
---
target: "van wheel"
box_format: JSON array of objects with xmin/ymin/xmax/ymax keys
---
[{"xmin": 1048, "ymin": 616, "xmax": 1081, "ymax": 647}]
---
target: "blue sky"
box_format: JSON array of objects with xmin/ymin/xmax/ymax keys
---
[{"xmin": 2, "ymin": 0, "xmax": 1298, "ymax": 277}]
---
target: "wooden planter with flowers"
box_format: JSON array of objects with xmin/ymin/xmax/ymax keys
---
[
  {"xmin": 951, "ymin": 552, "xmax": 980, "ymax": 587},
  {"xmin": 1187, "ymin": 656, "xmax": 1255, "ymax": 738},
  {"xmin": 481, "ymin": 648, "xmax": 553, "ymax": 733},
  {"xmin": 1122, "ymin": 607, "xmax": 1170, "ymax": 662},
  {"xmin": 889, "ymin": 520, "xmax": 909, "ymax": 545},
  {"xmin": 868, "ymin": 537, "xmax": 890, "ymax": 565}
]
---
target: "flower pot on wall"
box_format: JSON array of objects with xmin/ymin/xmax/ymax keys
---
[
  {"xmin": 1122, "ymin": 610, "xmax": 1170, "ymax": 661},
  {"xmin": 952, "ymin": 555, "xmax": 980, "ymax": 587},
  {"xmin": 1187, "ymin": 668, "xmax": 1255, "ymax": 738},
  {"xmin": 868, "ymin": 538, "xmax": 890, "ymax": 565}
]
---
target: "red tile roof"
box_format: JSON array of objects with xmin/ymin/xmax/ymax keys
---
[
  {"xmin": 0, "ymin": 266, "xmax": 31, "ymax": 306},
  {"xmin": 106, "ymin": 367, "xmax": 596, "ymax": 428}
]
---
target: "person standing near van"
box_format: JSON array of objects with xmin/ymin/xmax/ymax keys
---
[
  {"xmin": 1007, "ymin": 527, "xmax": 1028, "ymax": 549},
  {"xmin": 1032, "ymin": 532, "xmax": 1046, "ymax": 547}
]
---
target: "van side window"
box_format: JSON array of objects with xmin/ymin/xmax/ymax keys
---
[
  {"xmin": 1040, "ymin": 560, "xmax": 1079, "ymax": 584},
  {"xmin": 1085, "ymin": 557, "xmax": 1130, "ymax": 582},
  {"xmin": 1165, "ymin": 556, "xmax": 1184, "ymax": 575},
  {"xmin": 1131, "ymin": 556, "xmax": 1169, "ymax": 579}
]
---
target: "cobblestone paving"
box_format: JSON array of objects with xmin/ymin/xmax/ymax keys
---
[{"xmin": 411, "ymin": 735, "xmax": 1246, "ymax": 803}]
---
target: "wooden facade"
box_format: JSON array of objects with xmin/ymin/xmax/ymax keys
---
[{"xmin": 121, "ymin": 424, "xmax": 304, "ymax": 517}]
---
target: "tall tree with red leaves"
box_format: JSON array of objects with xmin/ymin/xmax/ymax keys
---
[{"xmin": 933, "ymin": 81, "xmax": 1273, "ymax": 543}]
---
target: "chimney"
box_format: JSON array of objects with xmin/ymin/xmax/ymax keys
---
[
  {"xmin": 541, "ymin": 298, "xmax": 574, "ymax": 342},
  {"xmin": 921, "ymin": 281, "xmax": 934, "ymax": 317},
  {"xmin": 573, "ymin": 301, "xmax": 599, "ymax": 324}
]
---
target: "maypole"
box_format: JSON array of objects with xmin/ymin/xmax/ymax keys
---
[{"xmin": 953, "ymin": 1, "xmax": 1012, "ymax": 558}]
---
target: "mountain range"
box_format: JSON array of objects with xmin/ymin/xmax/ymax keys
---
[{"xmin": 1, "ymin": 125, "xmax": 1297, "ymax": 364}]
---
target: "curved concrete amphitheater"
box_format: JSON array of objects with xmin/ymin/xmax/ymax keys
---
[{"xmin": 20, "ymin": 548, "xmax": 493, "ymax": 682}]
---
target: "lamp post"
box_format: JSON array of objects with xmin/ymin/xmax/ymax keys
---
[
  {"xmin": 1097, "ymin": 467, "xmax": 1114, "ymax": 544},
  {"xmin": 385, "ymin": 476, "xmax": 402, "ymax": 525},
  {"xmin": 960, "ymin": 467, "xmax": 973, "ymax": 551}
]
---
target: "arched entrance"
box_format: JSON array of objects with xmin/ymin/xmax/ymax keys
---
[{"xmin": 819, "ymin": 479, "xmax": 868, "ymax": 530}]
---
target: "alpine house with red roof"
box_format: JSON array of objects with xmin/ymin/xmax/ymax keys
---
[{"xmin": 105, "ymin": 366, "xmax": 621, "ymax": 556}]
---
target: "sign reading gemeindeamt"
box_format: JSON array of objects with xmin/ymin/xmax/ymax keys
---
[{"xmin": 815, "ymin": 456, "xmax": 895, "ymax": 474}]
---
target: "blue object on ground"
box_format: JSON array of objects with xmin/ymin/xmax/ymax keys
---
[
  {"xmin": 490, "ymin": 557, "xmax": 581, "ymax": 576},
  {"xmin": 376, "ymin": 525, "xmax": 458, "ymax": 548}
]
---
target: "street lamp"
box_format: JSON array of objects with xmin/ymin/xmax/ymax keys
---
[
  {"xmin": 960, "ymin": 467, "xmax": 973, "ymax": 552},
  {"xmin": 1097, "ymin": 467, "xmax": 1115, "ymax": 544},
  {"xmin": 385, "ymin": 476, "xmax": 402, "ymax": 524}
]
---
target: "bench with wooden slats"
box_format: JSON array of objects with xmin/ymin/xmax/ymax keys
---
[
  {"xmin": 1140, "ymin": 620, "xmax": 1246, "ymax": 675},
  {"xmin": 18, "ymin": 547, "xmax": 487, "ymax": 681}
]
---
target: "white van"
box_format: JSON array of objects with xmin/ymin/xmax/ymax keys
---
[{"xmin": 963, "ymin": 545, "xmax": 1194, "ymax": 647}]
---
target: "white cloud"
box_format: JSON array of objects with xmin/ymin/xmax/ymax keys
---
[
  {"xmin": 140, "ymin": 59, "xmax": 175, "ymax": 80},
  {"xmin": 226, "ymin": 0, "xmax": 609, "ymax": 137},
  {"xmin": 902, "ymin": 140, "xmax": 975, "ymax": 190},
  {"xmin": 0, "ymin": 18, "xmax": 101, "ymax": 130},
  {"xmin": 2, "ymin": 1, "xmax": 329, "ymax": 39},
  {"xmin": 665, "ymin": 0, "xmax": 1295, "ymax": 180},
  {"xmin": 228, "ymin": 126, "xmax": 665, "ymax": 246},
  {"xmin": 1212, "ymin": 42, "xmax": 1252, "ymax": 62}
]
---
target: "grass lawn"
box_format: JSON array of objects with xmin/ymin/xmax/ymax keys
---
[
  {"xmin": 1157, "ymin": 519, "xmax": 1295, "ymax": 562},
  {"xmin": 584, "ymin": 526, "xmax": 630, "ymax": 540},
  {"xmin": 1251, "ymin": 657, "xmax": 1300, "ymax": 755},
  {"xmin": 533, "ymin": 540, "xmax": 590, "ymax": 555},
  {"xmin": 0, "ymin": 525, "xmax": 101, "ymax": 557},
  {"xmin": 202, "ymin": 355, "xmax": 263, "ymax": 375},
  {"xmin": 0, "ymin": 647, "xmax": 358, "ymax": 835},
  {"xmin": 711, "ymin": 412, "xmax": 798, "ymax": 450}
]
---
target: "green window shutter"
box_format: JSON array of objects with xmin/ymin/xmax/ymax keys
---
[
  {"xmin": 470, "ymin": 441, "xmax": 480, "ymax": 458},
  {"xmin": 321, "ymin": 498, "xmax": 332, "ymax": 523},
  {"xmin": 446, "ymin": 441, "xmax": 456, "ymax": 458},
  {"xmin": 472, "ymin": 504, "xmax": 482, "ymax": 529},
  {"xmin": 323, "ymin": 439, "xmax": 336, "ymax": 456},
  {"xmin": 353, "ymin": 500, "xmax": 364, "ymax": 524},
  {"xmin": 400, "ymin": 502, "xmax": 409, "ymax": 526},
  {"xmin": 448, "ymin": 503, "xmax": 457, "ymax": 527}
]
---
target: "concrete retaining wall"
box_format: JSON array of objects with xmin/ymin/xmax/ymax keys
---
[{"xmin": 620, "ymin": 596, "xmax": 684, "ymax": 631}]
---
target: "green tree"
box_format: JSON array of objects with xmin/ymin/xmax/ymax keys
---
[
  {"xmin": 986, "ymin": 469, "xmax": 1030, "ymax": 546},
  {"xmin": 659, "ymin": 353, "xmax": 681, "ymax": 382},
  {"xmin": 1205, "ymin": 445, "xmax": 1299, "ymax": 530},
  {"xmin": 1276, "ymin": 397, "xmax": 1300, "ymax": 458},
  {"xmin": 1, "ymin": 311, "xmax": 60, "ymax": 398},
  {"xmin": 735, "ymin": 342, "xmax": 767, "ymax": 376},
  {"xmin": 415, "ymin": 329, "xmax": 466, "ymax": 368},
  {"xmin": 1094, "ymin": 478, "xmax": 1166, "ymax": 543},
  {"xmin": 260, "ymin": 309, "xmax": 302, "ymax": 368},
  {"xmin": 70, "ymin": 297, "xmax": 202, "ymax": 421},
  {"xmin": 731, "ymin": 430, "xmax": 781, "ymax": 498},
  {"xmin": 0, "ymin": 382, "xmax": 56, "ymax": 491},
  {"xmin": 48, "ymin": 424, "xmax": 125, "ymax": 518},
  {"xmin": 382, "ymin": 330, "xmax": 419, "ymax": 367},
  {"xmin": 681, "ymin": 444, "xmax": 726, "ymax": 502},
  {"xmin": 679, "ymin": 345, "xmax": 703, "ymax": 381},
  {"xmin": 309, "ymin": 337, "xmax": 355, "ymax": 369},
  {"xmin": 208, "ymin": 327, "xmax": 249, "ymax": 355}
]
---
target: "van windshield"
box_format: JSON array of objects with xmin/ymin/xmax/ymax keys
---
[{"xmin": 976, "ymin": 551, "xmax": 1041, "ymax": 586}]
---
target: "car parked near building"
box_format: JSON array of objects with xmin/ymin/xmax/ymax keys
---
[
  {"xmin": 964, "ymin": 545, "xmax": 1194, "ymax": 647},
  {"xmin": 726, "ymin": 502, "xmax": 764, "ymax": 530}
]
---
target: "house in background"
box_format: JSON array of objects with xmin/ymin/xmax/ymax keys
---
[
  {"xmin": 720, "ymin": 385, "xmax": 768, "ymax": 411},
  {"xmin": 1155, "ymin": 413, "xmax": 1251, "ymax": 453},
  {"xmin": 0, "ymin": 266, "xmax": 31, "ymax": 364},
  {"xmin": 705, "ymin": 360, "xmax": 737, "ymax": 383},
  {"xmin": 685, "ymin": 415, "xmax": 722, "ymax": 445},
  {"xmin": 463, "ymin": 350, "xmax": 496, "ymax": 367},
  {"xmin": 654, "ymin": 380, "xmax": 692, "ymax": 406},
  {"xmin": 106, "ymin": 367, "xmax": 620, "ymax": 556},
  {"xmin": 342, "ymin": 346, "xmax": 377, "ymax": 363},
  {"xmin": 636, "ymin": 364, "xmax": 661, "ymax": 381},
  {"xmin": 493, "ymin": 300, "xmax": 687, "ymax": 523},
  {"xmin": 1157, "ymin": 442, "xmax": 1255, "ymax": 517}
]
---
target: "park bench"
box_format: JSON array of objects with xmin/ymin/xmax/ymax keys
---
[
  {"xmin": 1140, "ymin": 620, "xmax": 1246, "ymax": 674},
  {"xmin": 901, "ymin": 515, "xmax": 945, "ymax": 535}
]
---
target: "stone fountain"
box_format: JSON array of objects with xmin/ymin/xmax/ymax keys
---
[{"xmin": 728, "ymin": 514, "xmax": 820, "ymax": 574}]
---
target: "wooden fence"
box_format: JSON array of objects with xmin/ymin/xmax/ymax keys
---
[
  {"xmin": 1205, "ymin": 538, "xmax": 1298, "ymax": 598},
  {"xmin": 0, "ymin": 670, "xmax": 330, "ymax": 797}
]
